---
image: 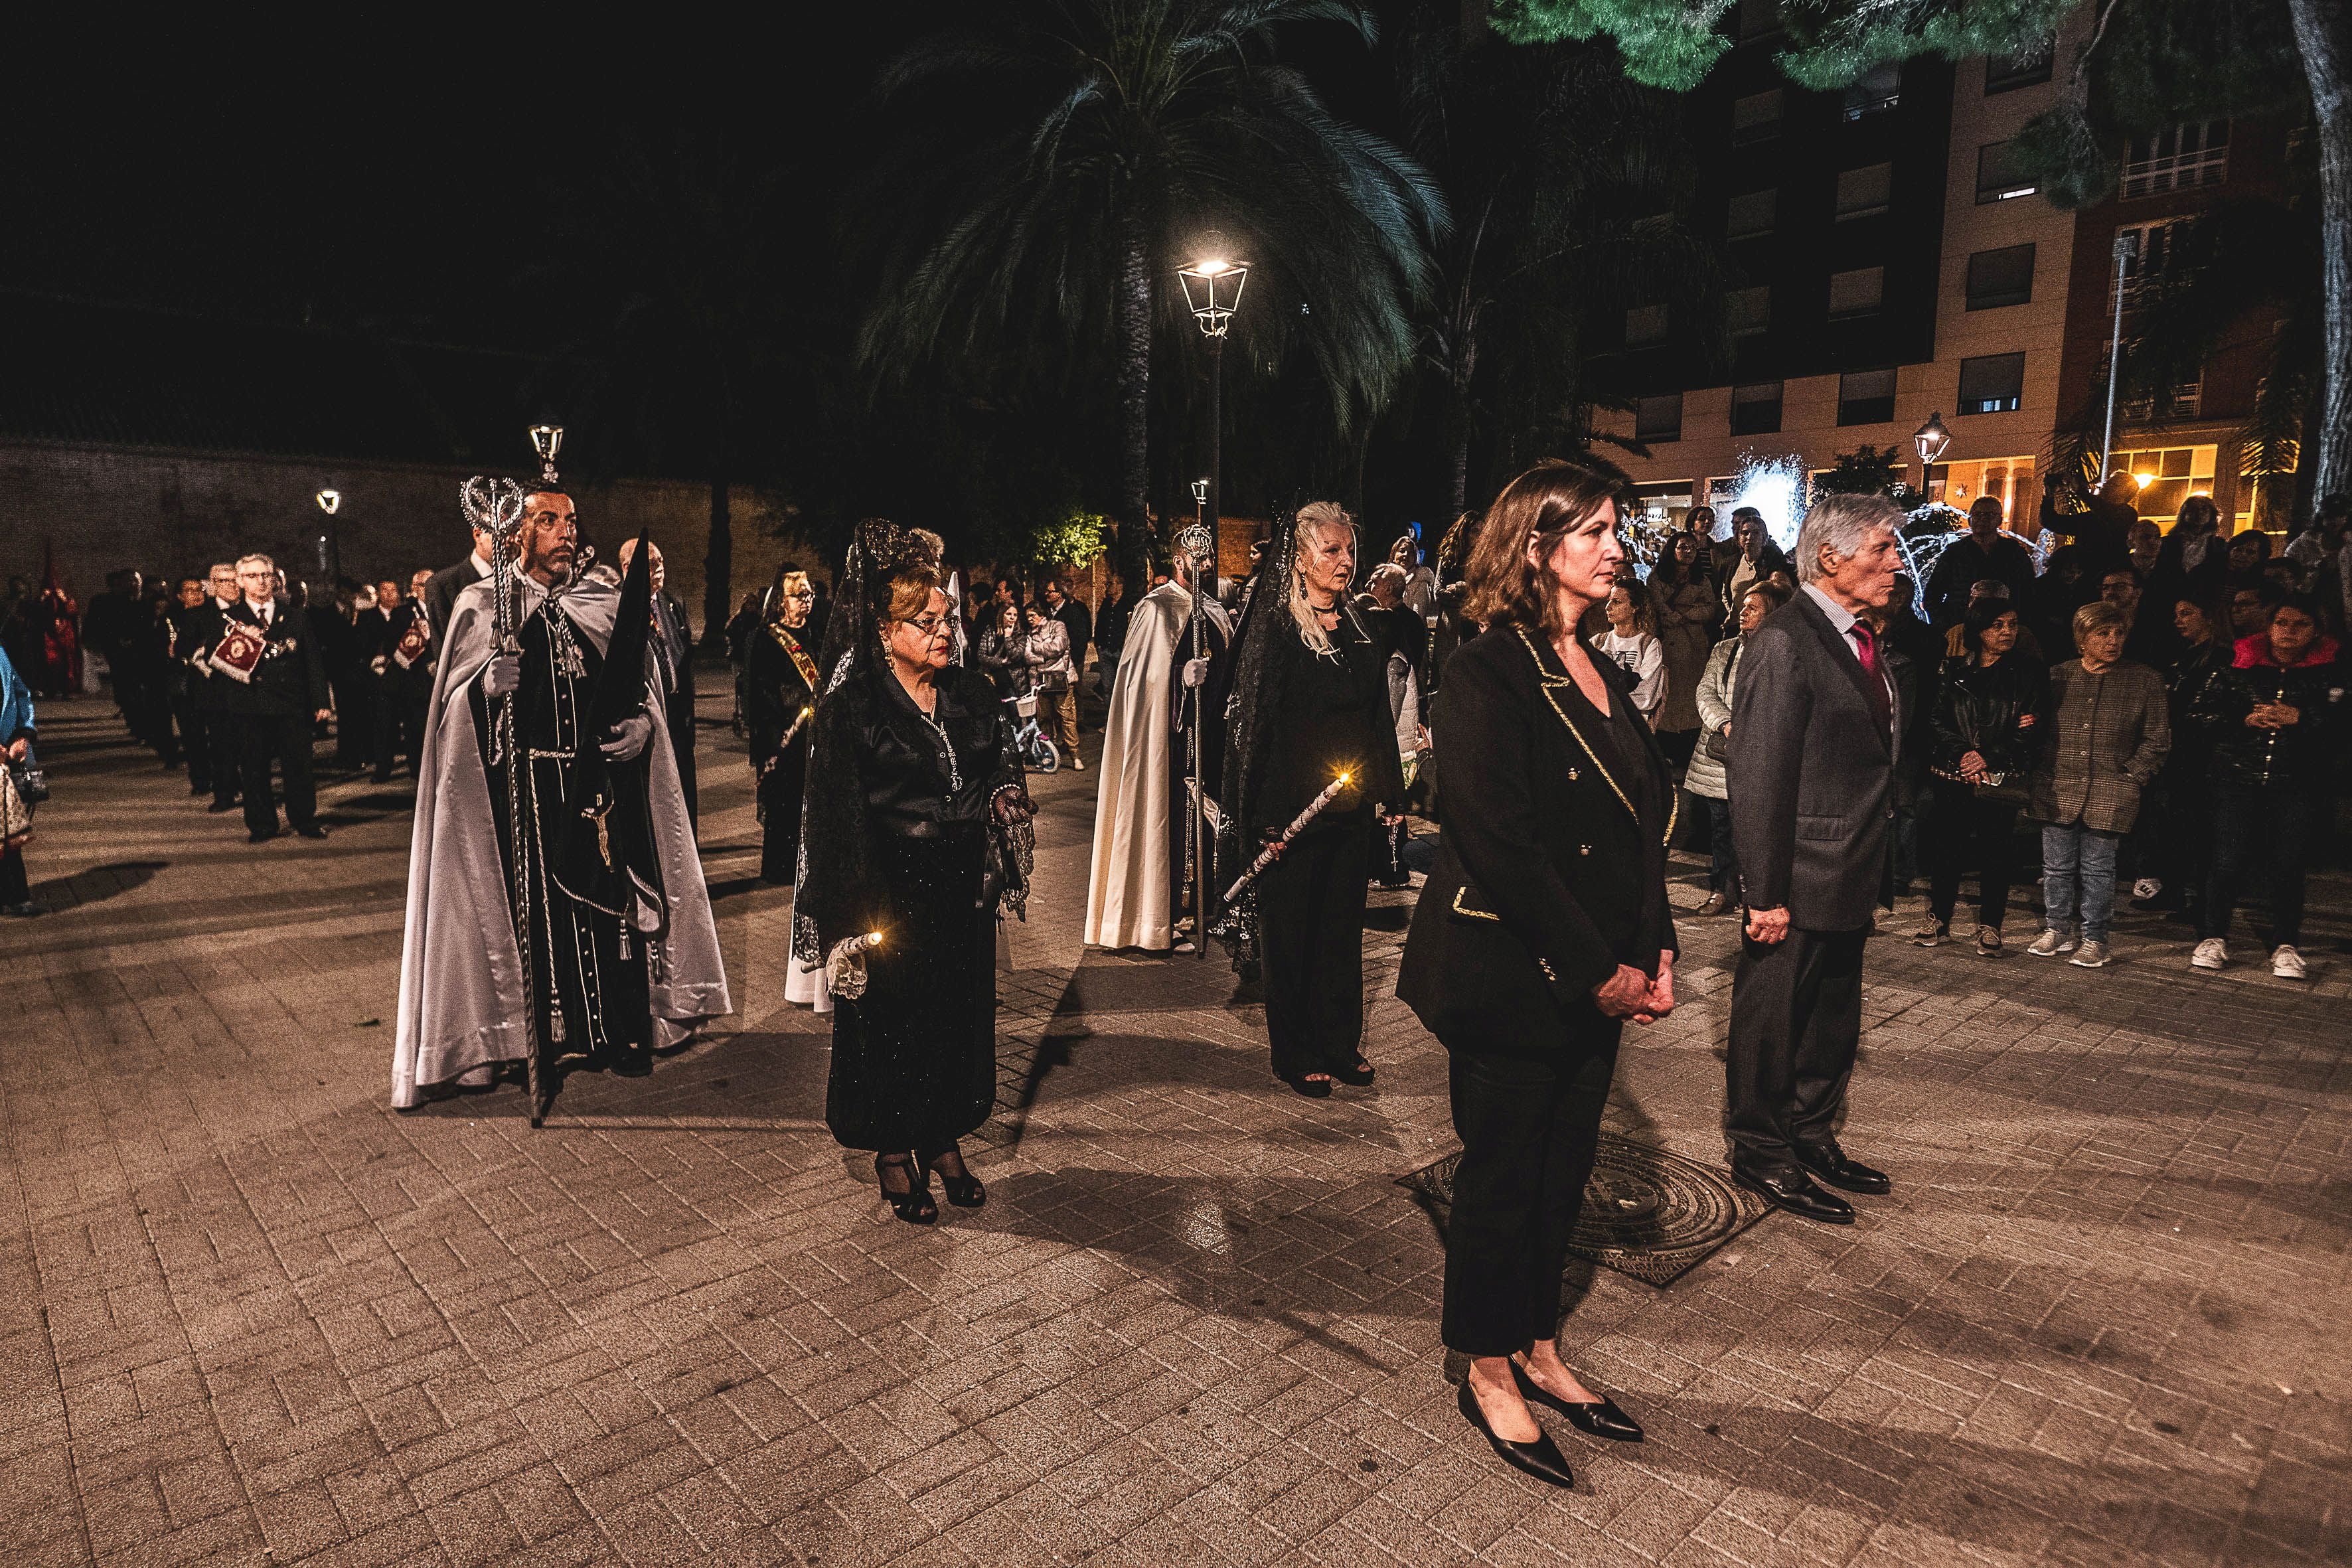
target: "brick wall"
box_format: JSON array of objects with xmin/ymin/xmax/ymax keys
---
[{"xmin": 0, "ymin": 439, "xmax": 819, "ymax": 641}]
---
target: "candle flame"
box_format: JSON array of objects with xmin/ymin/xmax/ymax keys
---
[
  {"xmin": 865, "ymin": 931, "xmax": 884, "ymax": 947},
  {"xmin": 1336, "ymin": 771, "xmax": 1352, "ymax": 785}
]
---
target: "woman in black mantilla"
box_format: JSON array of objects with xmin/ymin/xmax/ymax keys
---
[
  {"xmin": 1221, "ymin": 501, "xmax": 1407, "ymax": 1097},
  {"xmin": 795, "ymin": 523, "xmax": 1035, "ymax": 1223},
  {"xmin": 1396, "ymin": 460, "xmax": 1679, "ymax": 1489},
  {"xmin": 745, "ymin": 565, "xmax": 821, "ymax": 884}
]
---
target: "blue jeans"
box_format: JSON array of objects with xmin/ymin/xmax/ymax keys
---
[{"xmin": 2040, "ymin": 823, "xmax": 2122, "ymax": 943}]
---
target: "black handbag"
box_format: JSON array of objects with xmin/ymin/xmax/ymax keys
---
[{"xmin": 11, "ymin": 753, "xmax": 46, "ymax": 807}]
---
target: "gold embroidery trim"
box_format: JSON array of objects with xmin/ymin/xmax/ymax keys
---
[
  {"xmin": 1451, "ymin": 886, "xmax": 1502, "ymax": 921},
  {"xmin": 1514, "ymin": 627, "xmax": 1678, "ymax": 850}
]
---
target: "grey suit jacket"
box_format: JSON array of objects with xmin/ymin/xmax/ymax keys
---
[{"xmin": 1727, "ymin": 591, "xmax": 1897, "ymax": 931}]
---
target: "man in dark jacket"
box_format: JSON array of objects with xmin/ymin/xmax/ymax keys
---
[
  {"xmin": 1725, "ymin": 493, "xmax": 1905, "ymax": 1224},
  {"xmin": 166, "ymin": 578, "xmax": 218, "ymax": 797},
  {"xmin": 219, "ymin": 554, "xmax": 332, "ymax": 842},
  {"xmin": 1923, "ymin": 499, "xmax": 2036, "ymax": 629},
  {"xmin": 1043, "ymin": 577, "xmax": 1091, "ymax": 702},
  {"xmin": 423, "ymin": 522, "xmax": 499, "ymax": 640}
]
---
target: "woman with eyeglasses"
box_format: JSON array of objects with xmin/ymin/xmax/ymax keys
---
[
  {"xmin": 745, "ymin": 566, "xmax": 821, "ymax": 884},
  {"xmin": 797, "ymin": 523, "xmax": 1036, "ymax": 1223}
]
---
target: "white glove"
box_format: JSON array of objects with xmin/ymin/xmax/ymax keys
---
[
  {"xmin": 601, "ymin": 711, "xmax": 655, "ymax": 761},
  {"xmin": 482, "ymin": 654, "xmax": 522, "ymax": 697},
  {"xmin": 1182, "ymin": 657, "xmax": 1210, "ymax": 688},
  {"xmin": 826, "ymin": 938, "xmax": 870, "ymax": 999}
]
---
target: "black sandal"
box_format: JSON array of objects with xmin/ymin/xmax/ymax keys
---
[
  {"xmin": 921, "ymin": 1144, "xmax": 985, "ymax": 1208},
  {"xmin": 1278, "ymin": 1072, "xmax": 1334, "ymax": 1099},
  {"xmin": 874, "ymin": 1152, "xmax": 937, "ymax": 1225},
  {"xmin": 1330, "ymin": 1057, "xmax": 1375, "ymax": 1087}
]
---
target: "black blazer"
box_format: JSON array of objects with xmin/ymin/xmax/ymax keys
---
[
  {"xmin": 1727, "ymin": 589, "xmax": 1897, "ymax": 930},
  {"xmin": 422, "ymin": 556, "xmax": 486, "ymax": 641},
  {"xmin": 218, "ymin": 598, "xmax": 330, "ymax": 720},
  {"xmin": 1397, "ymin": 626, "xmax": 1678, "ymax": 1052}
]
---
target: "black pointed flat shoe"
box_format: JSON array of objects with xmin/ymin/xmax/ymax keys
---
[
  {"xmin": 1511, "ymin": 1362, "xmax": 1644, "ymax": 1442},
  {"xmin": 1457, "ymin": 1382, "xmax": 1575, "ymax": 1489}
]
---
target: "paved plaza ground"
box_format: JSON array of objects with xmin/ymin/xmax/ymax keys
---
[{"xmin": 4, "ymin": 678, "xmax": 2349, "ymax": 1567}]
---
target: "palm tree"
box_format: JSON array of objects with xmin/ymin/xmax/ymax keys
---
[
  {"xmin": 854, "ymin": 0, "xmax": 1446, "ymax": 586},
  {"xmin": 1394, "ymin": 1, "xmax": 1717, "ymax": 515}
]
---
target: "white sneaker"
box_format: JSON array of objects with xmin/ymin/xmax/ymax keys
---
[
  {"xmin": 2271, "ymin": 945, "xmax": 2307, "ymax": 980},
  {"xmin": 2191, "ymin": 938, "xmax": 2227, "ymax": 971},
  {"xmin": 2069, "ymin": 941, "xmax": 2112, "ymax": 969},
  {"xmin": 2026, "ymin": 929, "xmax": 2076, "ymax": 958},
  {"xmin": 2132, "ymin": 877, "xmax": 2162, "ymax": 901}
]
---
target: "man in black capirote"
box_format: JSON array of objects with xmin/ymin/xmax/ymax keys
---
[
  {"xmin": 220, "ymin": 553, "xmax": 332, "ymax": 842},
  {"xmin": 1725, "ymin": 492, "xmax": 1907, "ymax": 1224}
]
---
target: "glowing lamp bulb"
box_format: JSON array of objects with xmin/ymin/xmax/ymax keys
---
[
  {"xmin": 315, "ymin": 489, "xmax": 341, "ymax": 514},
  {"xmin": 2133, "ymin": 472, "xmax": 2156, "ymax": 488},
  {"xmin": 1197, "ymin": 258, "xmax": 1228, "ymax": 276}
]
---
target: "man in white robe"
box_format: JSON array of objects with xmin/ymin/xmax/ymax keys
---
[
  {"xmin": 392, "ymin": 490, "xmax": 730, "ymax": 1110},
  {"xmin": 1084, "ymin": 545, "xmax": 1230, "ymax": 951}
]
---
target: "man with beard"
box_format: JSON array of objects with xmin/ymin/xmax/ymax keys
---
[
  {"xmin": 392, "ymin": 487, "xmax": 728, "ymax": 1115},
  {"xmin": 1083, "ymin": 530, "xmax": 1230, "ymax": 953},
  {"xmin": 216, "ymin": 554, "xmax": 331, "ymax": 842}
]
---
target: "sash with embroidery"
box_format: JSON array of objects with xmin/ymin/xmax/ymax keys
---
[
  {"xmin": 768, "ymin": 621, "xmax": 821, "ymax": 692},
  {"xmin": 392, "ymin": 614, "xmax": 431, "ymax": 670},
  {"xmin": 209, "ymin": 617, "xmax": 268, "ymax": 684}
]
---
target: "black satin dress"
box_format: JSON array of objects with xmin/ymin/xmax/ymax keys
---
[{"xmin": 802, "ymin": 661, "xmax": 1024, "ymax": 1152}]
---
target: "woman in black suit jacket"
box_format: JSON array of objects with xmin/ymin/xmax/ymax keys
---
[{"xmin": 1398, "ymin": 460, "xmax": 1679, "ymax": 1489}]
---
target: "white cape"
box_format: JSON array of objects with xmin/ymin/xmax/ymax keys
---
[
  {"xmin": 1083, "ymin": 582, "xmax": 1225, "ymax": 950},
  {"xmin": 390, "ymin": 571, "xmax": 732, "ymax": 1107}
]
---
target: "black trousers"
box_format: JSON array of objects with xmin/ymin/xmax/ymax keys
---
[
  {"xmin": 1257, "ymin": 824, "xmax": 1369, "ymax": 1077},
  {"xmin": 1, "ymin": 842, "xmax": 27, "ymax": 904},
  {"xmin": 372, "ymin": 676, "xmax": 421, "ymax": 779},
  {"xmin": 1725, "ymin": 925, "xmax": 1866, "ymax": 1176},
  {"xmin": 203, "ymin": 711, "xmax": 240, "ymax": 805},
  {"xmin": 1924, "ymin": 777, "xmax": 2021, "ymax": 930},
  {"xmin": 2205, "ymin": 781, "xmax": 2320, "ymax": 947},
  {"xmin": 173, "ymin": 690, "xmax": 210, "ymax": 793},
  {"xmin": 235, "ymin": 714, "xmax": 317, "ymax": 835},
  {"xmin": 1441, "ymin": 1038, "xmax": 1620, "ymax": 1357}
]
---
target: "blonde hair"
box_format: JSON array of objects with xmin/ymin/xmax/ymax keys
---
[
  {"xmin": 2072, "ymin": 599, "xmax": 2127, "ymax": 651},
  {"xmin": 1289, "ymin": 501, "xmax": 1356, "ymax": 657},
  {"xmin": 885, "ymin": 565, "xmax": 943, "ymax": 624}
]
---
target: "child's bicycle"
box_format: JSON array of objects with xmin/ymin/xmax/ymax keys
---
[{"xmin": 1006, "ymin": 690, "xmax": 1060, "ymax": 773}]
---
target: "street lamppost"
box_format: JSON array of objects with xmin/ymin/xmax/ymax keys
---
[
  {"xmin": 2096, "ymin": 229, "xmax": 2140, "ymax": 487},
  {"xmin": 315, "ymin": 489, "xmax": 343, "ymax": 586},
  {"xmin": 1912, "ymin": 412, "xmax": 1951, "ymax": 503},
  {"xmin": 1177, "ymin": 238, "xmax": 1249, "ymax": 599}
]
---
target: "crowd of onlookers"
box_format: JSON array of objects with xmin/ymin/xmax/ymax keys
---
[{"xmin": 1536, "ymin": 479, "xmax": 2349, "ymax": 979}]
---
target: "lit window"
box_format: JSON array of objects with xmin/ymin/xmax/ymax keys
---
[
  {"xmin": 1975, "ymin": 141, "xmax": 2039, "ymax": 203},
  {"xmin": 1958, "ymin": 353, "xmax": 2026, "ymax": 415},
  {"xmin": 1828, "ymin": 267, "xmax": 1885, "ymax": 318}
]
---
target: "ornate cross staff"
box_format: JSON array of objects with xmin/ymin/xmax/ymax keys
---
[{"xmin": 458, "ymin": 474, "xmax": 545, "ymax": 1123}]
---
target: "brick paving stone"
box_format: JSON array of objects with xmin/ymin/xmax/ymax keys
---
[{"xmin": 5, "ymin": 690, "xmax": 2350, "ymax": 1565}]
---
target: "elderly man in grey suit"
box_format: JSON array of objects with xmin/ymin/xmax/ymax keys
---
[{"xmin": 1725, "ymin": 493, "xmax": 1906, "ymax": 1224}]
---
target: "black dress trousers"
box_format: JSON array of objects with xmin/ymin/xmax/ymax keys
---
[
  {"xmin": 1441, "ymin": 1033, "xmax": 1620, "ymax": 1357},
  {"xmin": 1257, "ymin": 822, "xmax": 1370, "ymax": 1079},
  {"xmin": 1724, "ymin": 925, "xmax": 1866, "ymax": 1176},
  {"xmin": 237, "ymin": 714, "xmax": 318, "ymax": 836}
]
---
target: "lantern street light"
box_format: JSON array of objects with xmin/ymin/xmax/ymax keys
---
[
  {"xmin": 528, "ymin": 424, "xmax": 564, "ymax": 486},
  {"xmin": 315, "ymin": 488, "xmax": 343, "ymax": 586},
  {"xmin": 1912, "ymin": 412, "xmax": 1951, "ymax": 501},
  {"xmin": 1177, "ymin": 238, "xmax": 1249, "ymax": 601}
]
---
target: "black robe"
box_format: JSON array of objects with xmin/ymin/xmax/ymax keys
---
[
  {"xmin": 469, "ymin": 597, "xmax": 653, "ymax": 1069},
  {"xmin": 744, "ymin": 619, "xmax": 820, "ymax": 883}
]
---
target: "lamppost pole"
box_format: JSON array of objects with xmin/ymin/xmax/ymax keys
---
[
  {"xmin": 2098, "ymin": 230, "xmax": 2140, "ymax": 486},
  {"xmin": 315, "ymin": 489, "xmax": 343, "ymax": 588},
  {"xmin": 1912, "ymin": 412, "xmax": 1952, "ymax": 503}
]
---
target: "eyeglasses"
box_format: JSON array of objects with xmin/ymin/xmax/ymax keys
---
[
  {"xmin": 783, "ymin": 589, "xmax": 815, "ymax": 601},
  {"xmin": 899, "ymin": 613, "xmax": 954, "ymax": 635}
]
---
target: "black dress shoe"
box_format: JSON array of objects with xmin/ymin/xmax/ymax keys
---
[
  {"xmin": 1732, "ymin": 1166, "xmax": 1855, "ymax": 1225},
  {"xmin": 248, "ymin": 828, "xmax": 280, "ymax": 844},
  {"xmin": 208, "ymin": 799, "xmax": 242, "ymax": 813},
  {"xmin": 1456, "ymin": 1383, "xmax": 1574, "ymax": 1488},
  {"xmin": 1510, "ymin": 1362, "xmax": 1644, "ymax": 1442},
  {"xmin": 1793, "ymin": 1142, "xmax": 1891, "ymax": 1195},
  {"xmin": 295, "ymin": 823, "xmax": 329, "ymax": 840}
]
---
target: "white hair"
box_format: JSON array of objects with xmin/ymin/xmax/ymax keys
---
[
  {"xmin": 235, "ymin": 553, "xmax": 275, "ymax": 574},
  {"xmin": 1794, "ymin": 494, "xmax": 1902, "ymax": 584},
  {"xmin": 1289, "ymin": 501, "xmax": 1356, "ymax": 657}
]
